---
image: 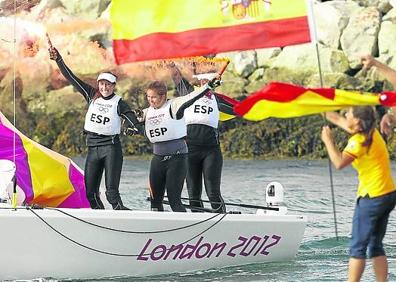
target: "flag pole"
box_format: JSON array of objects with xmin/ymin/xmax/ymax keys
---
[{"xmin": 307, "ymin": 0, "xmax": 339, "ymax": 240}]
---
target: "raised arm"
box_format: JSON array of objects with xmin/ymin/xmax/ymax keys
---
[
  {"xmin": 49, "ymin": 47, "xmax": 95, "ymax": 103},
  {"xmin": 324, "ymin": 111, "xmax": 353, "ymax": 134},
  {"xmin": 361, "ymin": 55, "xmax": 396, "ymax": 87},
  {"xmin": 170, "ymin": 78, "xmax": 221, "ymax": 119},
  {"xmin": 361, "ymin": 55, "xmax": 396, "ymax": 135},
  {"xmin": 167, "ymin": 62, "xmax": 194, "ymax": 96},
  {"xmin": 321, "ymin": 126, "xmax": 355, "ymax": 170}
]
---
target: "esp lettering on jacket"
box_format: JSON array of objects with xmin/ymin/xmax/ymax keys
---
[
  {"xmin": 194, "ymin": 105, "xmax": 213, "ymax": 114},
  {"xmin": 149, "ymin": 127, "xmax": 168, "ymax": 138},
  {"xmin": 90, "ymin": 113, "xmax": 110, "ymax": 125}
]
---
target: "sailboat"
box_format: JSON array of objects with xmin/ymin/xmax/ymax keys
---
[
  {"xmin": 0, "ymin": 110, "xmax": 306, "ymax": 280},
  {"xmin": 0, "ymin": 194, "xmax": 306, "ymax": 280},
  {"xmin": 0, "ymin": 0, "xmax": 310, "ymax": 276}
]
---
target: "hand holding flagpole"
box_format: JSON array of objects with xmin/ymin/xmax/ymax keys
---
[
  {"xmin": 46, "ymin": 33, "xmax": 60, "ymax": 61},
  {"xmin": 46, "ymin": 33, "xmax": 53, "ymax": 49}
]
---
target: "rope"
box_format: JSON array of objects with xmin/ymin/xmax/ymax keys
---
[
  {"xmin": 27, "ymin": 207, "xmax": 227, "ymax": 257},
  {"xmin": 46, "ymin": 207, "xmax": 223, "ymax": 234}
]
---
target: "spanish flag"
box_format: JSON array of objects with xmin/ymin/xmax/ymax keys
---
[
  {"xmin": 111, "ymin": 0, "xmax": 311, "ymax": 64},
  {"xmin": 234, "ymin": 82, "xmax": 396, "ymax": 121}
]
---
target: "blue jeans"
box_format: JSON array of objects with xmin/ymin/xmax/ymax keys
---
[{"xmin": 350, "ymin": 191, "xmax": 396, "ymax": 259}]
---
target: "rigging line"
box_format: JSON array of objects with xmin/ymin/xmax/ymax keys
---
[
  {"xmin": 28, "ymin": 207, "xmax": 227, "ymax": 257},
  {"xmin": 46, "ymin": 207, "xmax": 223, "ymax": 234},
  {"xmin": 168, "ymin": 196, "xmax": 279, "ymax": 211},
  {"xmin": 11, "ymin": 0, "xmax": 17, "ymax": 209},
  {"xmin": 310, "ymin": 0, "xmax": 339, "ymax": 240}
]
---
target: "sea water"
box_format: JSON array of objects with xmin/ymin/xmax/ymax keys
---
[{"xmin": 66, "ymin": 158, "xmax": 395, "ymax": 282}]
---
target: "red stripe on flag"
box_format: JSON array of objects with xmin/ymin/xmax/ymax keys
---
[
  {"xmin": 215, "ymin": 93, "xmax": 240, "ymax": 108},
  {"xmin": 234, "ymin": 82, "xmax": 335, "ymax": 116},
  {"xmin": 113, "ymin": 17, "xmax": 310, "ymax": 64},
  {"xmin": 381, "ymin": 91, "xmax": 396, "ymax": 107}
]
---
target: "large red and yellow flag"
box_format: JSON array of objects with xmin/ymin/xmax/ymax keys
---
[
  {"xmin": 234, "ymin": 82, "xmax": 396, "ymax": 121},
  {"xmin": 110, "ymin": 0, "xmax": 311, "ymax": 64}
]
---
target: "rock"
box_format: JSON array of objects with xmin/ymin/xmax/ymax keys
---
[
  {"xmin": 269, "ymin": 44, "xmax": 349, "ymax": 75},
  {"xmin": 0, "ymin": 0, "xmax": 40, "ymax": 16},
  {"xmin": 216, "ymin": 71, "xmax": 248, "ymax": 97},
  {"xmin": 245, "ymin": 79, "xmax": 267, "ymax": 94},
  {"xmin": 256, "ymin": 48, "xmax": 281, "ymax": 68},
  {"xmin": 49, "ymin": 34, "xmax": 114, "ymax": 76},
  {"xmin": 57, "ymin": 0, "xmax": 109, "ymax": 20},
  {"xmin": 382, "ymin": 7, "xmax": 396, "ymax": 21},
  {"xmin": 44, "ymin": 85, "xmax": 85, "ymax": 114},
  {"xmin": 233, "ymin": 51, "xmax": 257, "ymax": 78},
  {"xmin": 263, "ymin": 67, "xmax": 307, "ymax": 85},
  {"xmin": 351, "ymin": 0, "xmax": 392, "ymax": 13},
  {"xmin": 248, "ymin": 68, "xmax": 265, "ymax": 82},
  {"xmin": 313, "ymin": 1, "xmax": 359, "ymax": 48},
  {"xmin": 340, "ymin": 6, "xmax": 381, "ymax": 67},
  {"xmin": 18, "ymin": 57, "xmax": 51, "ymax": 109},
  {"xmin": 305, "ymin": 72, "xmax": 363, "ymax": 89},
  {"xmin": 378, "ymin": 21, "xmax": 396, "ymax": 55}
]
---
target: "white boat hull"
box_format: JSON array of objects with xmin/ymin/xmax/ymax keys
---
[{"xmin": 0, "ymin": 207, "xmax": 306, "ymax": 280}]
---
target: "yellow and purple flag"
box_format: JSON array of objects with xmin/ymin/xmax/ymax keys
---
[
  {"xmin": 0, "ymin": 111, "xmax": 89, "ymax": 208},
  {"xmin": 110, "ymin": 0, "xmax": 311, "ymax": 64},
  {"xmin": 234, "ymin": 82, "xmax": 396, "ymax": 121}
]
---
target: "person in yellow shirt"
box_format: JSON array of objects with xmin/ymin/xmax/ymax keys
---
[{"xmin": 322, "ymin": 106, "xmax": 396, "ymax": 282}]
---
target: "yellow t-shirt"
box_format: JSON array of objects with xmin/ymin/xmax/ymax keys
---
[{"xmin": 344, "ymin": 129, "xmax": 395, "ymax": 197}]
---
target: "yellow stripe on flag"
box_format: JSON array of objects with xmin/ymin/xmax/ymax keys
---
[
  {"xmin": 242, "ymin": 90, "xmax": 380, "ymax": 121},
  {"xmin": 111, "ymin": 0, "xmax": 308, "ymax": 40}
]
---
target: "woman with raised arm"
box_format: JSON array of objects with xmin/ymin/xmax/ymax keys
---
[
  {"xmin": 168, "ymin": 63, "xmax": 234, "ymax": 213},
  {"xmin": 141, "ymin": 78, "xmax": 221, "ymax": 212},
  {"xmin": 48, "ymin": 46, "xmax": 141, "ymax": 210},
  {"xmin": 323, "ymin": 107, "xmax": 396, "ymax": 282}
]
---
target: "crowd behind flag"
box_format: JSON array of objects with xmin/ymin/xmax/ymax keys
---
[
  {"xmin": 0, "ymin": 111, "xmax": 89, "ymax": 208},
  {"xmin": 233, "ymin": 82, "xmax": 396, "ymax": 121},
  {"xmin": 110, "ymin": 0, "xmax": 311, "ymax": 64}
]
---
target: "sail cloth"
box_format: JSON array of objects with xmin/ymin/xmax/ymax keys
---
[
  {"xmin": 0, "ymin": 111, "xmax": 90, "ymax": 208},
  {"xmin": 110, "ymin": 0, "xmax": 311, "ymax": 64},
  {"xmin": 234, "ymin": 82, "xmax": 396, "ymax": 121}
]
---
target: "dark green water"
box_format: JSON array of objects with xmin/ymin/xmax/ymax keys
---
[{"xmin": 67, "ymin": 159, "xmax": 395, "ymax": 282}]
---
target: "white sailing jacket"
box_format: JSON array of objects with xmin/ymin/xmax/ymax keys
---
[
  {"xmin": 145, "ymin": 101, "xmax": 186, "ymax": 143},
  {"xmin": 184, "ymin": 94, "xmax": 219, "ymax": 128},
  {"xmin": 84, "ymin": 95, "xmax": 122, "ymax": 135}
]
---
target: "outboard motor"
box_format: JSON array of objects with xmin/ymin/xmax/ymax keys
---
[{"xmin": 257, "ymin": 181, "xmax": 287, "ymax": 215}]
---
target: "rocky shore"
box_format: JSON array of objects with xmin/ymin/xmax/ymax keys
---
[{"xmin": 1, "ymin": 0, "xmax": 396, "ymax": 159}]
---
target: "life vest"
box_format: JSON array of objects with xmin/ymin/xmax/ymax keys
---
[
  {"xmin": 184, "ymin": 93, "xmax": 219, "ymax": 128},
  {"xmin": 84, "ymin": 95, "xmax": 121, "ymax": 135},
  {"xmin": 145, "ymin": 101, "xmax": 186, "ymax": 143}
]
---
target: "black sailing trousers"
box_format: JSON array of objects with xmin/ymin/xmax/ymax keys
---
[
  {"xmin": 187, "ymin": 145, "xmax": 226, "ymax": 213},
  {"xmin": 84, "ymin": 143, "xmax": 123, "ymax": 209},
  {"xmin": 149, "ymin": 154, "xmax": 187, "ymax": 212}
]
